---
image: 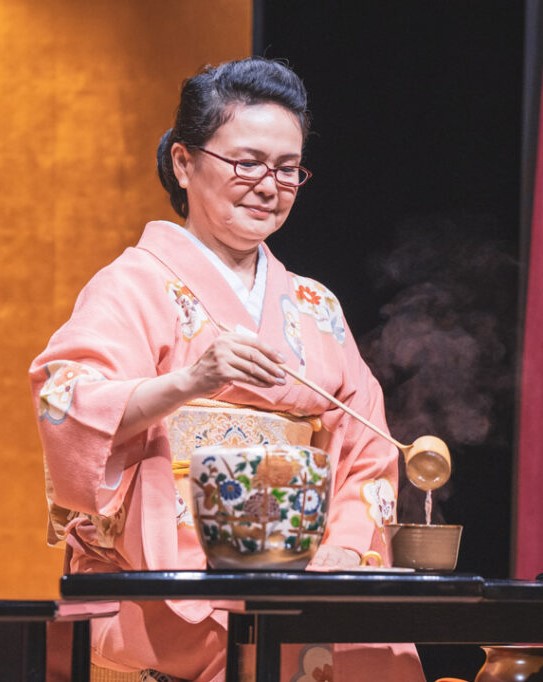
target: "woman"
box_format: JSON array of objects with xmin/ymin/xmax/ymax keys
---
[{"xmin": 30, "ymin": 58, "xmax": 425, "ymax": 682}]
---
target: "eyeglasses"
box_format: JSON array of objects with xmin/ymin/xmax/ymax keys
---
[{"xmin": 194, "ymin": 146, "xmax": 312, "ymax": 187}]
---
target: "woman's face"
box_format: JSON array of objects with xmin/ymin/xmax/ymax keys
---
[{"xmin": 172, "ymin": 102, "xmax": 304, "ymax": 253}]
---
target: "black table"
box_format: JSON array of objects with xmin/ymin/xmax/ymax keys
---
[
  {"xmin": 0, "ymin": 599, "xmax": 118, "ymax": 682},
  {"xmin": 61, "ymin": 571, "xmax": 543, "ymax": 682}
]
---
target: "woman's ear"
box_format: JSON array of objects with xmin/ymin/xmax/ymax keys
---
[{"xmin": 171, "ymin": 143, "xmax": 193, "ymax": 189}]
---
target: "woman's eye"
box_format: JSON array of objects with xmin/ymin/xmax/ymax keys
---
[
  {"xmin": 237, "ymin": 160, "xmax": 261, "ymax": 170},
  {"xmin": 279, "ymin": 166, "xmax": 297, "ymax": 175}
]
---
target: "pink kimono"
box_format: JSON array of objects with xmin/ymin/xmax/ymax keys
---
[{"xmin": 30, "ymin": 221, "xmax": 425, "ymax": 681}]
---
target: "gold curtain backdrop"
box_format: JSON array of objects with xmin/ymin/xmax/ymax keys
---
[{"xmin": 0, "ymin": 0, "xmax": 251, "ymax": 598}]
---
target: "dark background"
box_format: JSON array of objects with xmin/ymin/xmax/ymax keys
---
[{"xmin": 254, "ymin": 1, "xmax": 525, "ymax": 678}]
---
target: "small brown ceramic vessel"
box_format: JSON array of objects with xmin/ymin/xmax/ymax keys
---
[{"xmin": 384, "ymin": 523, "xmax": 463, "ymax": 571}]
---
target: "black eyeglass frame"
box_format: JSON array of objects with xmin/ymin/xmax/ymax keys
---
[{"xmin": 191, "ymin": 146, "xmax": 313, "ymax": 187}]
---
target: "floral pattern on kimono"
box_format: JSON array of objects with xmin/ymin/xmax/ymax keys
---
[
  {"xmin": 293, "ymin": 644, "xmax": 334, "ymax": 682},
  {"xmin": 48, "ymin": 501, "xmax": 80, "ymax": 542},
  {"xmin": 39, "ymin": 360, "xmax": 105, "ymax": 424},
  {"xmin": 88, "ymin": 506, "xmax": 127, "ymax": 548},
  {"xmin": 291, "ymin": 275, "xmax": 346, "ymax": 344},
  {"xmin": 280, "ymin": 294, "xmax": 306, "ymax": 373},
  {"xmin": 360, "ymin": 478, "xmax": 396, "ymax": 528},
  {"xmin": 175, "ymin": 490, "xmax": 194, "ymax": 527},
  {"xmin": 166, "ymin": 279, "xmax": 209, "ymax": 340}
]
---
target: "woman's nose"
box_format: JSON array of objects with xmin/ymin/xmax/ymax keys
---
[{"xmin": 253, "ymin": 169, "xmax": 278, "ymax": 194}]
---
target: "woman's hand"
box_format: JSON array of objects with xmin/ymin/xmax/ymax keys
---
[
  {"xmin": 185, "ymin": 331, "xmax": 287, "ymax": 396},
  {"xmin": 115, "ymin": 331, "xmax": 287, "ymax": 446},
  {"xmin": 309, "ymin": 545, "xmax": 361, "ymax": 570}
]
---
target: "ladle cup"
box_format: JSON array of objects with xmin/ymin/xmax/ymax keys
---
[
  {"xmin": 402, "ymin": 435, "xmax": 451, "ymax": 491},
  {"xmin": 279, "ymin": 365, "xmax": 451, "ymax": 492}
]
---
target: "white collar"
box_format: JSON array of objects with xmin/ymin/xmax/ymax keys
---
[{"xmin": 167, "ymin": 223, "xmax": 268, "ymax": 326}]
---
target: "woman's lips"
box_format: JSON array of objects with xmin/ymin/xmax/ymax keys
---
[{"xmin": 242, "ymin": 204, "xmax": 274, "ymax": 218}]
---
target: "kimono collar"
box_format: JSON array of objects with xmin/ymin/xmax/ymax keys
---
[
  {"xmin": 136, "ymin": 220, "xmax": 291, "ymax": 337},
  {"xmin": 174, "ymin": 225, "xmax": 268, "ymax": 326}
]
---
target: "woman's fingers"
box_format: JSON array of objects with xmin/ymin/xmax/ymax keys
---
[
  {"xmin": 228, "ymin": 331, "xmax": 286, "ymax": 364},
  {"xmin": 230, "ymin": 340, "xmax": 286, "ymax": 382},
  {"xmin": 190, "ymin": 332, "xmax": 287, "ymax": 393},
  {"xmin": 309, "ymin": 545, "xmax": 361, "ymax": 570}
]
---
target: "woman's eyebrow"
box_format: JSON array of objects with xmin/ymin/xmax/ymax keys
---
[{"xmin": 233, "ymin": 146, "xmax": 302, "ymax": 163}]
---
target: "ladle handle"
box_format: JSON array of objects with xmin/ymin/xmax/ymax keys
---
[
  {"xmin": 279, "ymin": 364, "xmax": 405, "ymax": 451},
  {"xmin": 216, "ymin": 322, "xmax": 404, "ymax": 452}
]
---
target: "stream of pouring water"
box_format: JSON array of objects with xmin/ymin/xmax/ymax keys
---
[{"xmin": 425, "ymin": 490, "xmax": 432, "ymax": 525}]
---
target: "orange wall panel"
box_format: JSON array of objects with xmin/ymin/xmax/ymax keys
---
[{"xmin": 0, "ymin": 0, "xmax": 251, "ymax": 598}]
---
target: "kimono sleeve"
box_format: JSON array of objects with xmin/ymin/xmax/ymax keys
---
[
  {"xmin": 29, "ymin": 258, "xmax": 177, "ymax": 517},
  {"xmin": 321, "ymin": 323, "xmax": 399, "ymax": 561}
]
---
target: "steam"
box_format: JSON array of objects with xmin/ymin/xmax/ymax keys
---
[{"xmin": 358, "ymin": 215, "xmax": 518, "ymax": 522}]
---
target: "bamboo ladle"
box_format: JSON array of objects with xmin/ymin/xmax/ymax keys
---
[{"xmin": 217, "ymin": 324, "xmax": 451, "ymax": 491}]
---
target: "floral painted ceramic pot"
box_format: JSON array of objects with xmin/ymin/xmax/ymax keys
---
[{"xmin": 190, "ymin": 444, "xmax": 331, "ymax": 569}]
